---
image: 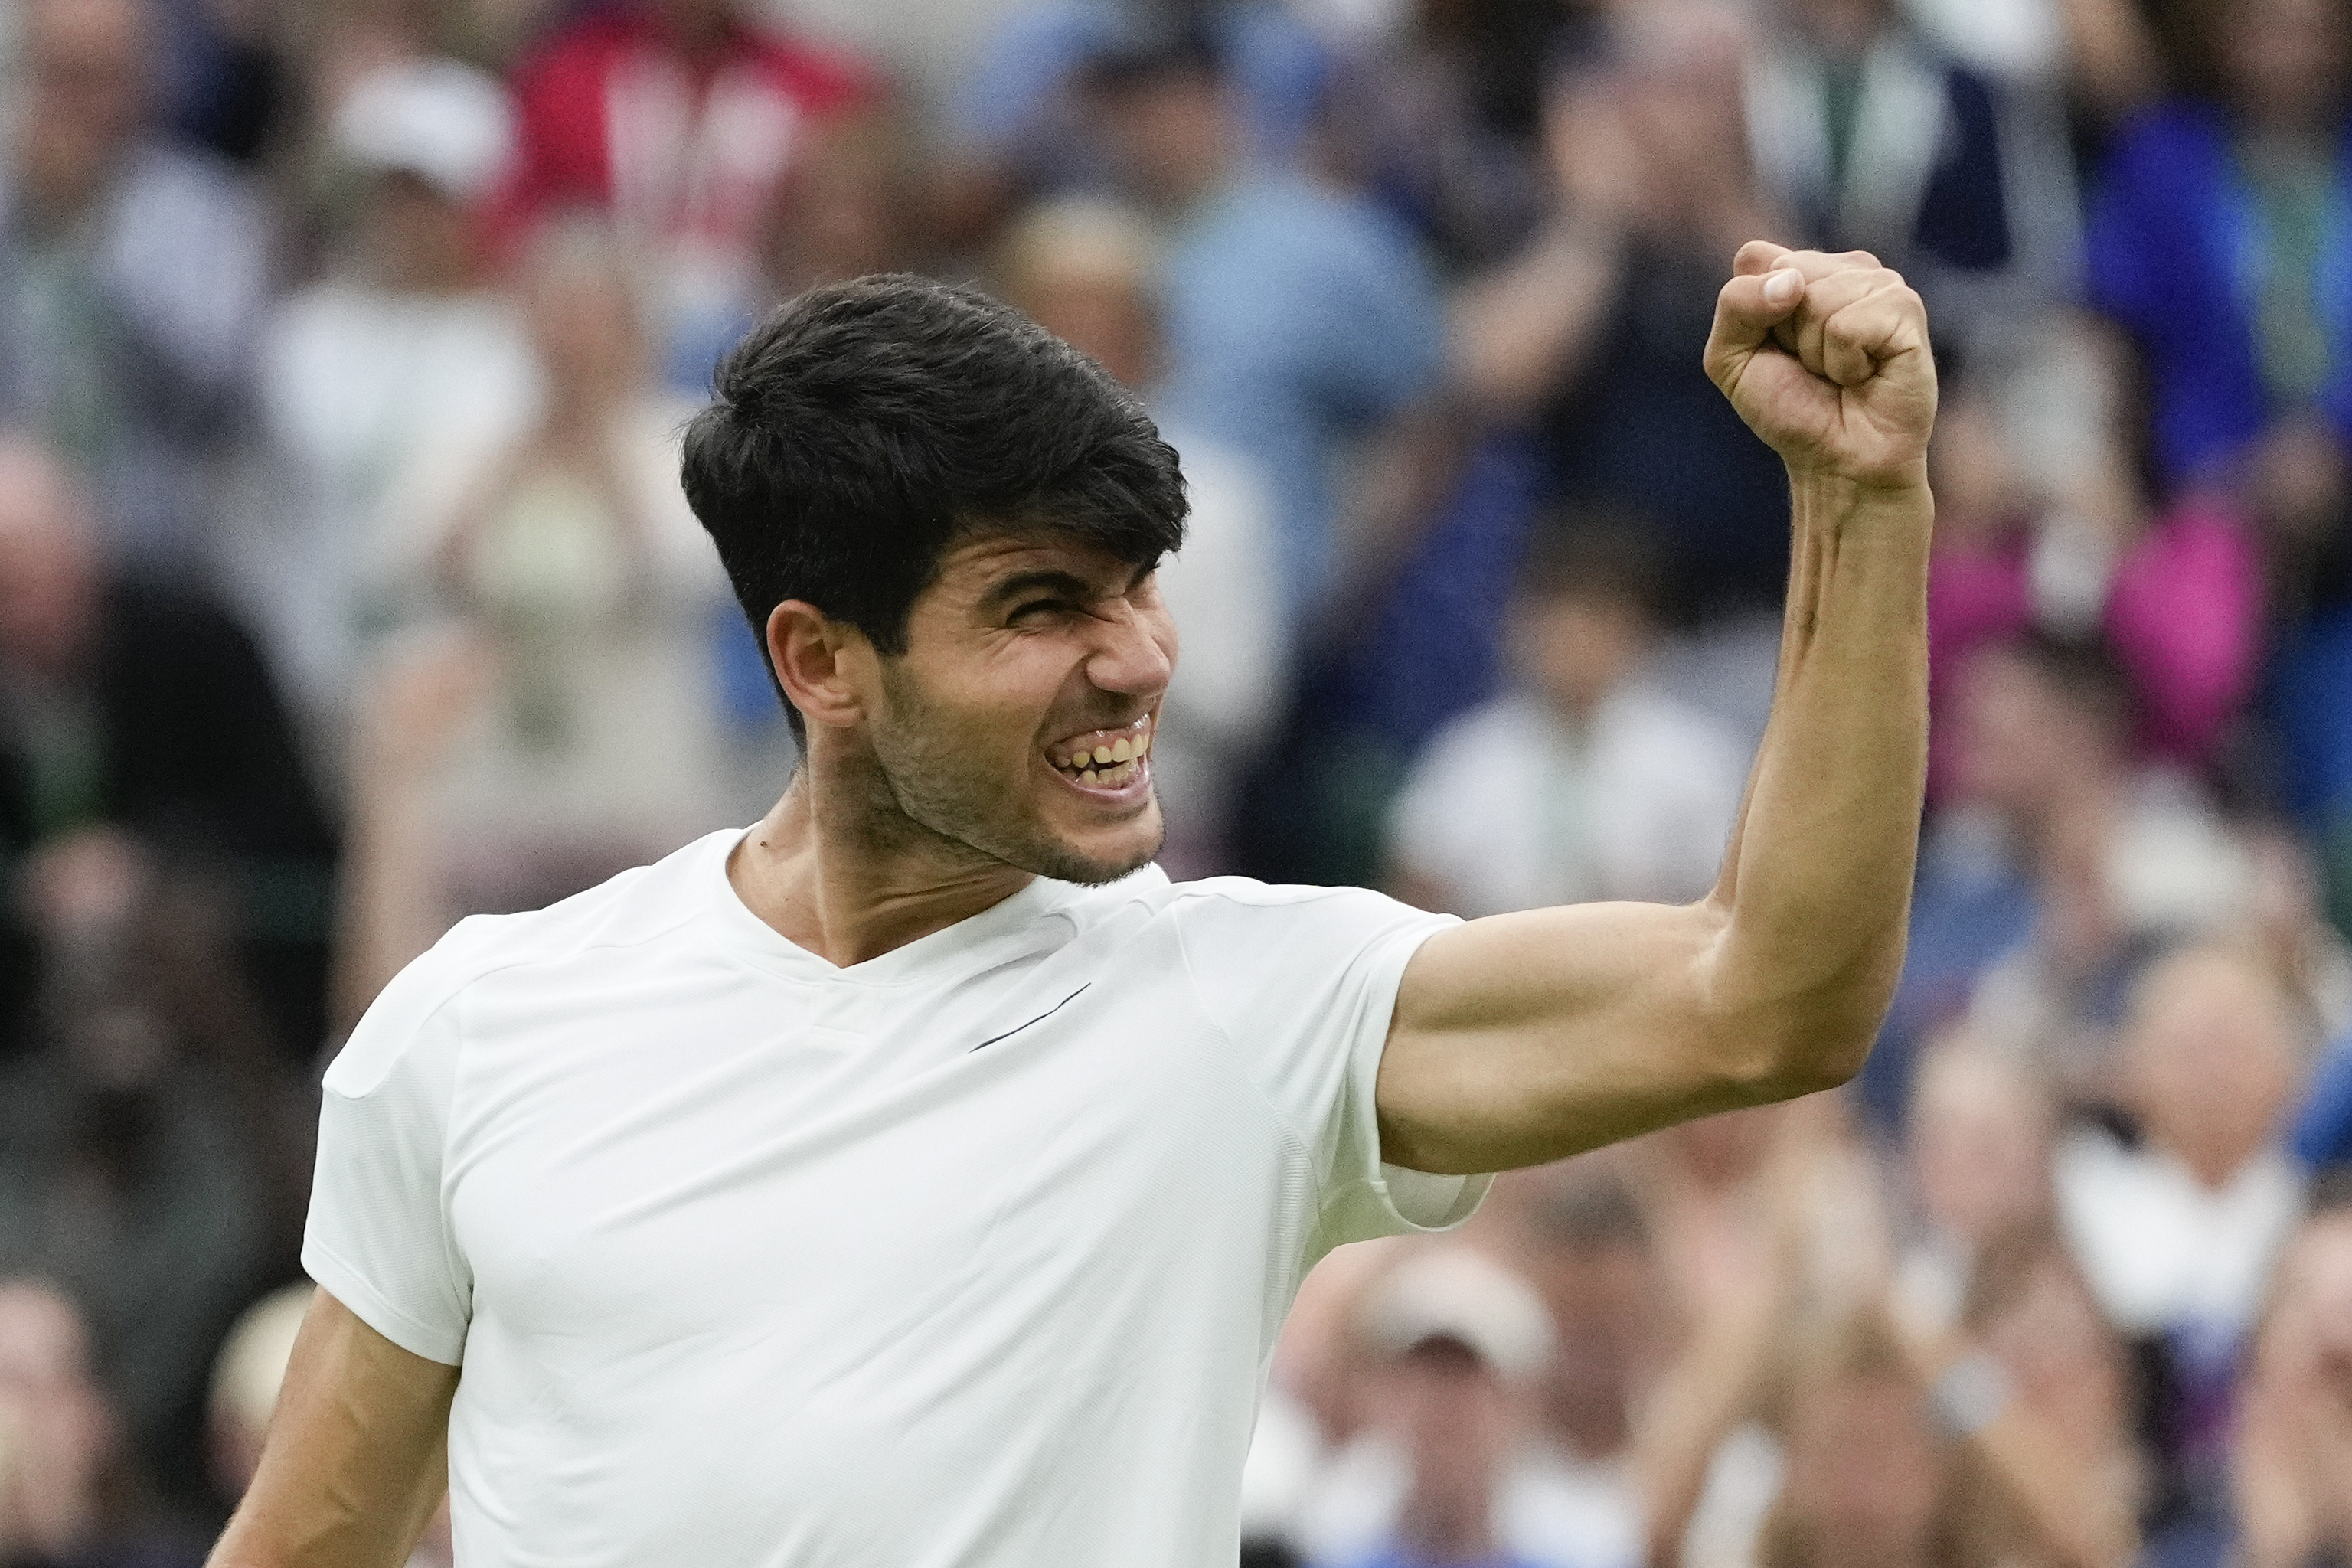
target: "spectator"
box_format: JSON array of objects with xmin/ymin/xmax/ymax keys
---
[
  {"xmin": 2083, "ymin": 0, "xmax": 2350, "ymax": 528},
  {"xmin": 1452, "ymin": 2, "xmax": 1792, "ymax": 634},
  {"xmin": 0, "ymin": 1277, "xmax": 197, "ymax": 1566},
  {"xmin": 1311, "ymin": 0, "xmax": 1595, "ymax": 276},
  {"xmin": 1922, "ymin": 388, "xmax": 2264, "ymax": 794},
  {"xmin": 1084, "ymin": 16, "xmax": 1448, "ymax": 621},
  {"xmin": 1300, "ymin": 1246, "xmax": 1578, "ymax": 1568},
  {"xmin": 1751, "ymin": 1318, "xmax": 1952, "ymax": 1568},
  {"xmin": 1744, "ymin": 0, "xmax": 2081, "ymax": 357},
  {"xmin": 0, "ymin": 0, "xmax": 273, "ymax": 573},
  {"xmin": 939, "ymin": 0, "xmax": 1334, "ymax": 243},
  {"xmin": 1501, "ymin": 1165, "xmax": 1660, "ymax": 1568},
  {"xmin": 494, "ymin": 0, "xmax": 874, "ymax": 381},
  {"xmin": 2080, "ymin": 0, "xmax": 2352, "ymax": 942},
  {"xmin": 2056, "ymin": 944, "xmax": 2312, "ymax": 1551},
  {"xmin": 1895, "ymin": 1034, "xmax": 2063, "ymax": 1334},
  {"xmin": 256, "ymin": 57, "xmax": 537, "ymax": 730},
  {"xmin": 0, "ymin": 830, "xmax": 296, "ymax": 1521},
  {"xmin": 1637, "ymin": 1099, "xmax": 2140, "ymax": 1568},
  {"xmin": 992, "ymin": 197, "xmax": 1287, "ymax": 874},
  {"xmin": 0, "ymin": 436, "xmax": 338, "ymax": 1058},
  {"xmin": 332, "ymin": 221, "xmax": 736, "ymax": 1015},
  {"xmin": 1867, "ymin": 632, "xmax": 2250, "ymax": 1123},
  {"xmin": 2233, "ymin": 1195, "xmax": 2352, "ymax": 1568},
  {"xmin": 1384, "ymin": 524, "xmax": 1745, "ymax": 918}
]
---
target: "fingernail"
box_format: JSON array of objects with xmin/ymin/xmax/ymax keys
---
[{"xmin": 1763, "ymin": 269, "xmax": 1802, "ymax": 306}]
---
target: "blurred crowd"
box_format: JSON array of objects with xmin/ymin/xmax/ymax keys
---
[{"xmin": 1, "ymin": 0, "xmax": 2350, "ymax": 1564}]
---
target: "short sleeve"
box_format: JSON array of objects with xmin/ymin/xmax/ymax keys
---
[
  {"xmin": 1174, "ymin": 884, "xmax": 1491, "ymax": 1255},
  {"xmin": 302, "ymin": 975, "xmax": 474, "ymax": 1365}
]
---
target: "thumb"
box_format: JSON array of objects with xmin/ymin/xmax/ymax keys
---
[{"xmin": 1704, "ymin": 266, "xmax": 1805, "ymax": 381}]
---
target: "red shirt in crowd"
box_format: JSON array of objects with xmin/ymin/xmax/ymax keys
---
[{"xmin": 497, "ymin": 2, "xmax": 872, "ymax": 289}]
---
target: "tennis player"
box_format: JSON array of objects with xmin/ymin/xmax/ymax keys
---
[{"xmin": 211, "ymin": 241, "xmax": 1935, "ymax": 1567}]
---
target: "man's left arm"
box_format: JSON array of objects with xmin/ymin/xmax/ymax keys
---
[{"xmin": 1376, "ymin": 245, "xmax": 1936, "ymax": 1174}]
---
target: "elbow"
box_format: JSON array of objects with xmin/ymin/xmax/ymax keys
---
[
  {"xmin": 1757, "ymin": 1014, "xmax": 1878, "ymax": 1099},
  {"xmin": 1705, "ymin": 976, "xmax": 1893, "ymax": 1106}
]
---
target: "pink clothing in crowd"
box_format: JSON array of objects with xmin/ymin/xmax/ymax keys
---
[{"xmin": 1927, "ymin": 502, "xmax": 2263, "ymax": 796}]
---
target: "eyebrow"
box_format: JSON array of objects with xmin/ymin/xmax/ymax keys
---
[{"xmin": 978, "ymin": 560, "xmax": 1158, "ymax": 610}]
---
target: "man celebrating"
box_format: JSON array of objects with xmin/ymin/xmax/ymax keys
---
[{"xmin": 212, "ymin": 243, "xmax": 1934, "ymax": 1566}]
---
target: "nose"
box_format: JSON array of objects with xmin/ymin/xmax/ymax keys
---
[{"xmin": 1086, "ymin": 596, "xmax": 1175, "ymax": 700}]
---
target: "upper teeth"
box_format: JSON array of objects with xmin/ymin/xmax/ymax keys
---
[{"xmin": 1062, "ymin": 727, "xmax": 1150, "ymax": 772}]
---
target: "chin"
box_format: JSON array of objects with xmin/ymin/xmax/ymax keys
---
[{"xmin": 1027, "ymin": 802, "xmax": 1165, "ymax": 885}]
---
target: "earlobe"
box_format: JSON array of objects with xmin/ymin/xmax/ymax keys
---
[{"xmin": 767, "ymin": 601, "xmax": 867, "ymax": 730}]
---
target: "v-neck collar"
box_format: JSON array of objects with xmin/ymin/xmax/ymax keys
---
[{"xmin": 698, "ymin": 828, "xmax": 1078, "ymax": 988}]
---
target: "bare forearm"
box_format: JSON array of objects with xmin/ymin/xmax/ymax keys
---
[{"xmin": 1704, "ymin": 471, "xmax": 1930, "ymax": 1086}]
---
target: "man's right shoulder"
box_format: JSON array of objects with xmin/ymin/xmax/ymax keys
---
[{"xmin": 326, "ymin": 831, "xmax": 733, "ymax": 1095}]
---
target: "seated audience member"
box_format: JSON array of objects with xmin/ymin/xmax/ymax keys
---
[
  {"xmin": 1311, "ymin": 0, "xmax": 1584, "ymax": 279},
  {"xmin": 0, "ymin": 1278, "xmax": 199, "ymax": 1567},
  {"xmin": 0, "ymin": 833, "xmax": 301, "ymax": 1521},
  {"xmin": 1896, "ymin": 1033, "xmax": 2063, "ymax": 1333},
  {"xmin": 207, "ymin": 1284, "xmax": 454, "ymax": 1566},
  {"xmin": 2234, "ymin": 1193, "xmax": 2352, "ymax": 1568},
  {"xmin": 1083, "ymin": 18, "xmax": 1447, "ymax": 622},
  {"xmin": 332, "ymin": 224, "xmax": 736, "ymax": 1022},
  {"xmin": 1504, "ymin": 1165, "xmax": 1662, "ymax": 1568},
  {"xmin": 991, "ymin": 198, "xmax": 1286, "ymax": 875},
  {"xmin": 492, "ymin": 0, "xmax": 873, "ymax": 381},
  {"xmin": 2056, "ymin": 945, "xmax": 2313, "ymax": 1550},
  {"xmin": 1638, "ymin": 1102, "xmax": 2141, "ymax": 1568},
  {"xmin": 2082, "ymin": 0, "xmax": 2350, "ymax": 541},
  {"xmin": 256, "ymin": 57, "xmax": 536, "ymax": 726},
  {"xmin": 1867, "ymin": 631, "xmax": 2249, "ymax": 1124},
  {"xmin": 0, "ymin": 437, "xmax": 337, "ymax": 1057},
  {"xmin": 1744, "ymin": 0, "xmax": 2078, "ymax": 355},
  {"xmin": 940, "ymin": 0, "xmax": 1332, "ymax": 242},
  {"xmin": 1923, "ymin": 392, "xmax": 2262, "ymax": 795},
  {"xmin": 2082, "ymin": 0, "xmax": 2352, "ymax": 923},
  {"xmin": 0, "ymin": 0, "xmax": 273, "ymax": 575},
  {"xmin": 1453, "ymin": 2, "xmax": 1793, "ymax": 629},
  {"xmin": 1302, "ymin": 1247, "xmax": 1602, "ymax": 1568},
  {"xmin": 1385, "ymin": 526, "xmax": 1745, "ymax": 919}
]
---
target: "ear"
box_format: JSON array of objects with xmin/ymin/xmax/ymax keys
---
[{"xmin": 766, "ymin": 600, "xmax": 872, "ymax": 731}]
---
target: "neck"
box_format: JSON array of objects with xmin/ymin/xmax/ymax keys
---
[{"xmin": 728, "ymin": 756, "xmax": 1034, "ymax": 968}]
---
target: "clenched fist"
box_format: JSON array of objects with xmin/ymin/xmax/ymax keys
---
[{"xmin": 1704, "ymin": 242, "xmax": 1937, "ymax": 492}]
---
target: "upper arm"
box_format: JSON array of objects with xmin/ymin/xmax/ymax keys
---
[
  {"xmin": 207, "ymin": 1289, "xmax": 458, "ymax": 1568},
  {"xmin": 1375, "ymin": 897, "xmax": 1793, "ymax": 1174}
]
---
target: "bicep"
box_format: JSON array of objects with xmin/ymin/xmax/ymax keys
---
[
  {"xmin": 209, "ymin": 1290, "xmax": 458, "ymax": 1568},
  {"xmin": 1376, "ymin": 897, "xmax": 1777, "ymax": 1174}
]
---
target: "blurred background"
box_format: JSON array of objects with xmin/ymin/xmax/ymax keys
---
[{"xmin": 1, "ymin": 0, "xmax": 2351, "ymax": 1563}]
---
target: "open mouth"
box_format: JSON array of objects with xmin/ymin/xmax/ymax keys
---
[{"xmin": 1048, "ymin": 717, "xmax": 1154, "ymax": 789}]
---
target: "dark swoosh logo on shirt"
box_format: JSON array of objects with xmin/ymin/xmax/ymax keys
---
[{"xmin": 970, "ymin": 985, "xmax": 1091, "ymax": 1052}]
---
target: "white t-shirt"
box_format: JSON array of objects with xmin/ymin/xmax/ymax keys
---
[{"xmin": 304, "ymin": 829, "xmax": 1487, "ymax": 1567}]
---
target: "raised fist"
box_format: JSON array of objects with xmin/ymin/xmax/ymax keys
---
[{"xmin": 1704, "ymin": 242, "xmax": 1937, "ymax": 491}]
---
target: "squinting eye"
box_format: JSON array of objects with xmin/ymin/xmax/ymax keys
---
[{"xmin": 1011, "ymin": 600, "xmax": 1069, "ymax": 622}]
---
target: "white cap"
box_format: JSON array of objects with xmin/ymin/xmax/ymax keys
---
[
  {"xmin": 1361, "ymin": 1247, "xmax": 1554, "ymax": 1383},
  {"xmin": 334, "ymin": 58, "xmax": 516, "ymax": 204}
]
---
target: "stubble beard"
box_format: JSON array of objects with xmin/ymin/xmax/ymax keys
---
[{"xmin": 867, "ymin": 665, "xmax": 1164, "ymax": 887}]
